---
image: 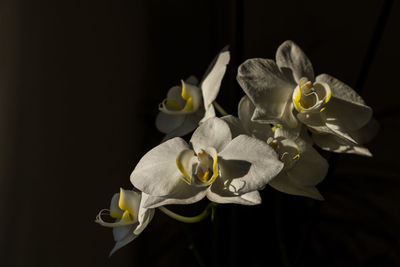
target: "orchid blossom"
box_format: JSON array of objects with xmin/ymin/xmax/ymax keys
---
[
  {"xmin": 236, "ymin": 40, "xmax": 377, "ymax": 156},
  {"xmin": 131, "ymin": 117, "xmax": 284, "ymax": 208},
  {"xmin": 96, "ymin": 188, "xmax": 154, "ymax": 256},
  {"xmin": 239, "ymin": 96, "xmax": 328, "ymax": 200},
  {"xmin": 156, "ymin": 47, "xmax": 230, "ymax": 140}
]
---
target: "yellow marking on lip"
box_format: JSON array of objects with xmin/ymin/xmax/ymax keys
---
[
  {"xmin": 118, "ymin": 190, "xmax": 135, "ymax": 222},
  {"xmin": 293, "ymin": 82, "xmax": 304, "ymax": 112},
  {"xmin": 121, "ymin": 210, "xmax": 133, "ymax": 222},
  {"xmin": 196, "ymin": 170, "xmax": 210, "ymax": 183},
  {"xmin": 176, "ymin": 156, "xmax": 191, "ymax": 184},
  {"xmin": 324, "ymin": 88, "xmax": 332, "ymax": 104},
  {"xmin": 205, "ymin": 153, "xmax": 219, "ymax": 185},
  {"xmin": 181, "ymin": 80, "xmax": 194, "ymax": 112}
]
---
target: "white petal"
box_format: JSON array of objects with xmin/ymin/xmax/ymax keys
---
[
  {"xmin": 110, "ymin": 225, "xmax": 137, "ymax": 256},
  {"xmin": 273, "ymin": 124, "xmax": 303, "ymax": 142},
  {"xmin": 140, "ymin": 190, "xmax": 208, "ymax": 209},
  {"xmin": 297, "ymin": 112, "xmax": 357, "ymax": 143},
  {"xmin": 155, "ymin": 112, "xmax": 185, "ymax": 134},
  {"xmin": 185, "ymin": 75, "xmax": 199, "ymax": 85},
  {"xmin": 183, "ymin": 81, "xmax": 203, "ymax": 112},
  {"xmin": 269, "ymin": 173, "xmax": 324, "ymax": 200},
  {"xmin": 280, "ymin": 100, "xmax": 298, "ymax": 128},
  {"xmin": 109, "ymin": 193, "xmax": 123, "ymax": 219},
  {"xmin": 289, "ymin": 143, "xmax": 328, "ymax": 186},
  {"xmin": 206, "ymin": 189, "xmax": 261, "ymax": 205},
  {"xmin": 109, "ymin": 205, "xmax": 153, "ymax": 256},
  {"xmin": 323, "ymin": 96, "xmax": 372, "ymax": 132},
  {"xmin": 200, "ymin": 47, "xmax": 230, "ymax": 107},
  {"xmin": 113, "ymin": 224, "xmax": 134, "ymax": 243},
  {"xmin": 130, "ymin": 138, "xmax": 200, "ymax": 198},
  {"xmin": 238, "ymin": 96, "xmax": 274, "ymax": 140},
  {"xmin": 350, "ymin": 118, "xmax": 379, "ymax": 144},
  {"xmin": 190, "ymin": 117, "xmax": 232, "ymax": 153},
  {"xmin": 237, "ymin": 58, "xmax": 295, "ymax": 124},
  {"xmin": 220, "ymin": 115, "xmax": 247, "ymax": 139},
  {"xmin": 218, "ymin": 135, "xmax": 284, "ymax": 194},
  {"xmin": 162, "ymin": 109, "xmax": 203, "ymax": 141},
  {"xmin": 133, "ymin": 193, "xmax": 155, "ymax": 235},
  {"xmin": 316, "ymin": 74, "xmax": 366, "ymax": 105},
  {"xmin": 200, "ymin": 104, "xmax": 216, "ymax": 123},
  {"xmin": 312, "ymin": 133, "xmax": 372, "ymax": 156},
  {"xmin": 276, "ymin": 40, "xmax": 314, "ymax": 83}
]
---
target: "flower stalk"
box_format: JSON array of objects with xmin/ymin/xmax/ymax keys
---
[
  {"xmin": 158, "ymin": 202, "xmax": 218, "ymax": 223},
  {"xmin": 213, "ymin": 101, "xmax": 229, "ymax": 116}
]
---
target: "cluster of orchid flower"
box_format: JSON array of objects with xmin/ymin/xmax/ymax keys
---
[{"xmin": 96, "ymin": 41, "xmax": 378, "ymax": 255}]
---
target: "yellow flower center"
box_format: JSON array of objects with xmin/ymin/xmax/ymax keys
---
[
  {"xmin": 292, "ymin": 77, "xmax": 331, "ymax": 113},
  {"xmin": 176, "ymin": 149, "xmax": 219, "ymax": 186},
  {"xmin": 109, "ymin": 191, "xmax": 135, "ymax": 223}
]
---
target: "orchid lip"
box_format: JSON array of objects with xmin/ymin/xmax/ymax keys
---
[
  {"xmin": 176, "ymin": 147, "xmax": 220, "ymax": 187},
  {"xmin": 159, "ymin": 80, "xmax": 202, "ymax": 115},
  {"xmin": 292, "ymin": 77, "xmax": 332, "ymax": 113},
  {"xmin": 267, "ymin": 137, "xmax": 300, "ymax": 170}
]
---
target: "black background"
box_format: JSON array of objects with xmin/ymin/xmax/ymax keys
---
[{"xmin": 1, "ymin": 0, "xmax": 399, "ymax": 266}]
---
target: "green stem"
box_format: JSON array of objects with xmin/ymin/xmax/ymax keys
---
[
  {"xmin": 213, "ymin": 101, "xmax": 229, "ymax": 116},
  {"xmin": 158, "ymin": 202, "xmax": 218, "ymax": 223}
]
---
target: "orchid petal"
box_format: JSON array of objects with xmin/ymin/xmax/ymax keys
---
[
  {"xmin": 297, "ymin": 112, "xmax": 357, "ymax": 143},
  {"xmin": 269, "ymin": 173, "xmax": 324, "ymax": 200},
  {"xmin": 109, "ymin": 193, "xmax": 123, "ymax": 219},
  {"xmin": 238, "ymin": 96, "xmax": 274, "ymax": 140},
  {"xmin": 200, "ymin": 104, "xmax": 216, "ymax": 123},
  {"xmin": 190, "ymin": 117, "xmax": 232, "ymax": 153},
  {"xmin": 185, "ymin": 75, "xmax": 199, "ymax": 85},
  {"xmin": 161, "ymin": 110, "xmax": 204, "ymax": 141},
  {"xmin": 237, "ymin": 58, "xmax": 295, "ymax": 124},
  {"xmin": 350, "ymin": 118, "xmax": 379, "ymax": 144},
  {"xmin": 133, "ymin": 193, "xmax": 155, "ymax": 235},
  {"xmin": 140, "ymin": 190, "xmax": 208, "ymax": 209},
  {"xmin": 109, "ymin": 225, "xmax": 137, "ymax": 256},
  {"xmin": 206, "ymin": 189, "xmax": 261, "ymax": 205},
  {"xmin": 220, "ymin": 115, "xmax": 247, "ymax": 139},
  {"xmin": 316, "ymin": 73, "xmax": 366, "ymax": 105},
  {"xmin": 312, "ymin": 133, "xmax": 372, "ymax": 156},
  {"xmin": 290, "ymin": 143, "xmax": 328, "ymax": 186},
  {"xmin": 219, "ymin": 135, "xmax": 284, "ymax": 194},
  {"xmin": 280, "ymin": 100, "xmax": 298, "ymax": 128},
  {"xmin": 276, "ymin": 40, "xmax": 315, "ymax": 83},
  {"xmin": 323, "ymin": 97, "xmax": 372, "ymax": 132},
  {"xmin": 155, "ymin": 112, "xmax": 185, "ymax": 134},
  {"xmin": 200, "ymin": 47, "xmax": 230, "ymax": 107},
  {"xmin": 130, "ymin": 138, "xmax": 202, "ymax": 198}
]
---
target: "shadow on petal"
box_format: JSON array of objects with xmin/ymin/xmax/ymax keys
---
[{"xmin": 219, "ymin": 158, "xmax": 251, "ymax": 179}]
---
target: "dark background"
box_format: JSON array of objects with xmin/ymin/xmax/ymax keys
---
[{"xmin": 1, "ymin": 0, "xmax": 399, "ymax": 266}]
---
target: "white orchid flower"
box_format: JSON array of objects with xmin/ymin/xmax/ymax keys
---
[
  {"xmin": 239, "ymin": 96, "xmax": 328, "ymax": 200},
  {"xmin": 96, "ymin": 188, "xmax": 154, "ymax": 256},
  {"xmin": 236, "ymin": 40, "xmax": 377, "ymax": 156},
  {"xmin": 156, "ymin": 47, "xmax": 230, "ymax": 141},
  {"xmin": 131, "ymin": 117, "xmax": 284, "ymax": 208}
]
